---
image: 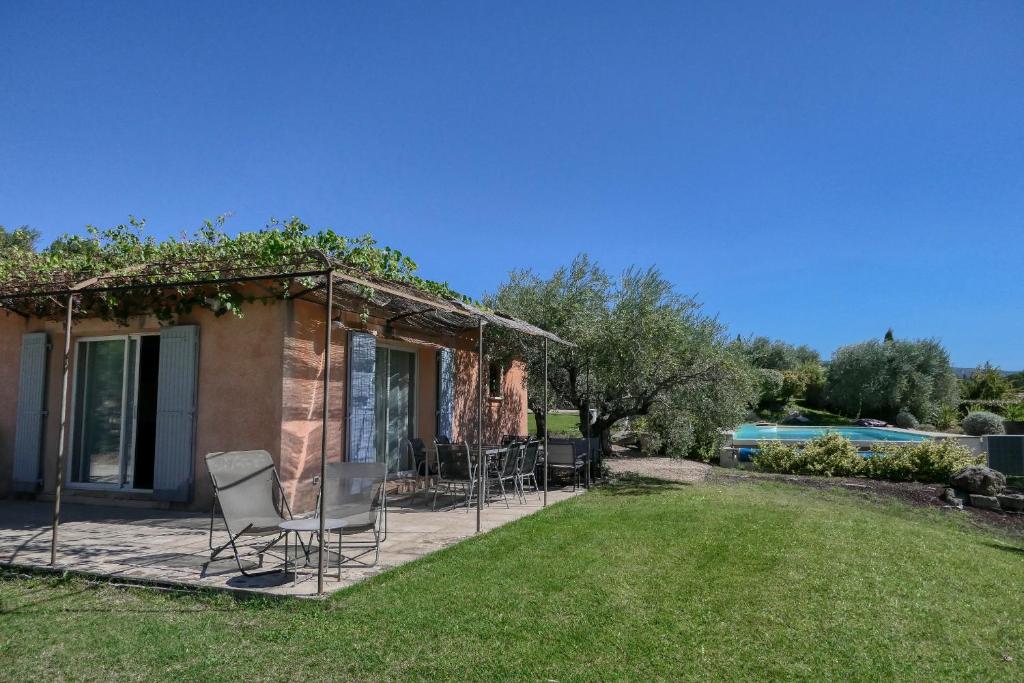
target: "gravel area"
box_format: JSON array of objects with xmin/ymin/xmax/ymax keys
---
[{"xmin": 605, "ymin": 456, "xmax": 712, "ymax": 484}]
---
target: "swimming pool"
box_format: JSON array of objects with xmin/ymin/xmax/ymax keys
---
[{"xmin": 732, "ymin": 424, "xmax": 929, "ymax": 443}]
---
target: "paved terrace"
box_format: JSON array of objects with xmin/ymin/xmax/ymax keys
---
[{"xmin": 0, "ymin": 487, "xmax": 582, "ymax": 597}]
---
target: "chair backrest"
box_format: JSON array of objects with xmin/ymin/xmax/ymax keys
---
[
  {"xmin": 434, "ymin": 434, "xmax": 451, "ymax": 446},
  {"xmin": 322, "ymin": 461, "xmax": 387, "ymax": 525},
  {"xmin": 391, "ymin": 440, "xmax": 418, "ymax": 477},
  {"xmin": 500, "ymin": 444, "xmax": 522, "ymax": 477},
  {"xmin": 545, "ymin": 442, "xmax": 579, "ymax": 466},
  {"xmin": 521, "ymin": 440, "xmax": 540, "ymax": 472},
  {"xmin": 438, "ymin": 442, "xmax": 473, "ymax": 481},
  {"xmin": 205, "ymin": 450, "xmax": 282, "ymax": 532}
]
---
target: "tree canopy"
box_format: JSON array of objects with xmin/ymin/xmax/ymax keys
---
[
  {"xmin": 486, "ymin": 255, "xmax": 754, "ymax": 457},
  {"xmin": 961, "ymin": 363, "xmax": 1014, "ymax": 401},
  {"xmin": 825, "ymin": 338, "xmax": 958, "ymax": 421}
]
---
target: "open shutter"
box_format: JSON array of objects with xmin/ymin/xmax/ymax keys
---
[
  {"xmin": 12, "ymin": 332, "xmax": 49, "ymax": 492},
  {"xmin": 436, "ymin": 348, "xmax": 455, "ymax": 439},
  {"xmin": 346, "ymin": 331, "xmax": 376, "ymax": 462},
  {"xmin": 153, "ymin": 325, "xmax": 198, "ymax": 501}
]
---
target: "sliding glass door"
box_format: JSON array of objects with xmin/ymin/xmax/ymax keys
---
[
  {"xmin": 373, "ymin": 346, "xmax": 416, "ymax": 473},
  {"xmin": 70, "ymin": 335, "xmax": 160, "ymax": 489}
]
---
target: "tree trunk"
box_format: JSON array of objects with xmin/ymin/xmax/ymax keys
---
[
  {"xmin": 534, "ymin": 409, "xmax": 547, "ymax": 439},
  {"xmin": 591, "ymin": 416, "xmax": 617, "ymax": 457}
]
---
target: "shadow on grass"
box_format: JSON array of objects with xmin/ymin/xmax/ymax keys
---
[
  {"xmin": 599, "ymin": 474, "xmax": 690, "ymax": 497},
  {"xmin": 983, "ymin": 540, "xmax": 1024, "ymax": 556}
]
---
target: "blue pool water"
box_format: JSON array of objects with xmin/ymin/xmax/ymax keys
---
[{"xmin": 733, "ymin": 424, "xmax": 929, "ymax": 443}]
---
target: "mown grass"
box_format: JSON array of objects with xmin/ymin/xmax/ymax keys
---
[
  {"xmin": 527, "ymin": 410, "xmax": 581, "ymax": 435},
  {"xmin": 2, "ymin": 480, "xmax": 1022, "ymax": 681}
]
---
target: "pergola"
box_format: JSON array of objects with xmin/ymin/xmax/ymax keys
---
[{"xmin": 0, "ymin": 250, "xmax": 577, "ymax": 595}]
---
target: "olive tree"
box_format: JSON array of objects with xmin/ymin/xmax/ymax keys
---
[
  {"xmin": 825, "ymin": 338, "xmax": 958, "ymax": 421},
  {"xmin": 485, "ymin": 255, "xmax": 755, "ymax": 456}
]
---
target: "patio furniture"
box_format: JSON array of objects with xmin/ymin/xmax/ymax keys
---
[
  {"xmin": 545, "ymin": 441, "xmax": 585, "ymax": 490},
  {"xmin": 206, "ymin": 450, "xmax": 295, "ymax": 576},
  {"xmin": 488, "ymin": 443, "xmax": 522, "ymax": 507},
  {"xmin": 288, "ymin": 460, "xmax": 388, "ymax": 580},
  {"xmin": 517, "ymin": 439, "xmax": 542, "ymax": 499},
  {"xmin": 433, "ymin": 442, "xmax": 477, "ymax": 511}
]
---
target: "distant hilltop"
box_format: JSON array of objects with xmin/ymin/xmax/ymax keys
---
[{"xmin": 953, "ymin": 367, "xmax": 1020, "ymax": 379}]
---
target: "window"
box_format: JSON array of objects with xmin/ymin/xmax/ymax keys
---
[
  {"xmin": 70, "ymin": 335, "xmax": 161, "ymax": 489},
  {"xmin": 488, "ymin": 361, "xmax": 503, "ymax": 398}
]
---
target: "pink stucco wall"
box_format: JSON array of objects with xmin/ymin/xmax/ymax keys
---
[
  {"xmin": 0, "ymin": 310, "xmax": 28, "ymax": 497},
  {"xmin": 451, "ymin": 343, "xmax": 529, "ymax": 444},
  {"xmin": 0, "ymin": 295, "xmax": 284, "ymax": 511}
]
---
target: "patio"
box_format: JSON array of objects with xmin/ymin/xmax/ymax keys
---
[{"xmin": 0, "ymin": 486, "xmax": 583, "ymax": 597}]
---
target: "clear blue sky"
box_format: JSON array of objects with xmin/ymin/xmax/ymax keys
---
[{"xmin": 2, "ymin": 1, "xmax": 1022, "ymax": 368}]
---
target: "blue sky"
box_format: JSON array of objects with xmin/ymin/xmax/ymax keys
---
[{"xmin": 2, "ymin": 1, "xmax": 1022, "ymax": 368}]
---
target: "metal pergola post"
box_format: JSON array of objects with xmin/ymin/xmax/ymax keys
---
[
  {"xmin": 476, "ymin": 317, "xmax": 485, "ymax": 534},
  {"xmin": 585, "ymin": 356, "xmax": 592, "ymax": 489},
  {"xmin": 316, "ymin": 268, "xmax": 334, "ymax": 596},
  {"xmin": 543, "ymin": 337, "xmax": 549, "ymax": 507},
  {"xmin": 50, "ymin": 292, "xmax": 75, "ymax": 566}
]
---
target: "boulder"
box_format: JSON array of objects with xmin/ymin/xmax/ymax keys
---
[
  {"xmin": 969, "ymin": 494, "xmax": 1001, "ymax": 510},
  {"xmin": 951, "ymin": 466, "xmax": 1006, "ymax": 496},
  {"xmin": 996, "ymin": 494, "xmax": 1024, "ymax": 512},
  {"xmin": 782, "ymin": 412, "xmax": 811, "ymax": 425},
  {"xmin": 941, "ymin": 487, "xmax": 964, "ymax": 508}
]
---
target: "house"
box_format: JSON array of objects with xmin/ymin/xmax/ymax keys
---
[{"xmin": 0, "ymin": 257, "xmax": 563, "ymax": 513}]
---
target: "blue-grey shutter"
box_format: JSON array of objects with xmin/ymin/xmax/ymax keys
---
[
  {"xmin": 436, "ymin": 347, "xmax": 455, "ymax": 439},
  {"xmin": 346, "ymin": 331, "xmax": 377, "ymax": 462},
  {"xmin": 12, "ymin": 332, "xmax": 49, "ymax": 492},
  {"xmin": 153, "ymin": 325, "xmax": 199, "ymax": 501}
]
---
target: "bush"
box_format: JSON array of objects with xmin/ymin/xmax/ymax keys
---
[
  {"xmin": 752, "ymin": 440, "xmax": 801, "ymax": 473},
  {"xmin": 962, "ymin": 411, "xmax": 1005, "ymax": 436},
  {"xmin": 866, "ymin": 440, "xmax": 981, "ymax": 483},
  {"xmin": 895, "ymin": 409, "xmax": 919, "ymax": 430},
  {"xmin": 931, "ymin": 404, "xmax": 961, "ymax": 431},
  {"xmin": 753, "ymin": 433, "xmax": 862, "ymax": 477},
  {"xmin": 800, "ymin": 433, "xmax": 864, "ymax": 476},
  {"xmin": 752, "ymin": 435, "xmax": 981, "ymax": 483}
]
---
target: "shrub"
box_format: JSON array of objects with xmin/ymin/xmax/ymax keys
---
[
  {"xmin": 931, "ymin": 404, "xmax": 961, "ymax": 431},
  {"xmin": 752, "ymin": 440, "xmax": 800, "ymax": 473},
  {"xmin": 753, "ymin": 433, "xmax": 862, "ymax": 477},
  {"xmin": 895, "ymin": 409, "xmax": 919, "ymax": 430},
  {"xmin": 800, "ymin": 433, "xmax": 863, "ymax": 477},
  {"xmin": 962, "ymin": 411, "xmax": 1005, "ymax": 436},
  {"xmin": 866, "ymin": 440, "xmax": 981, "ymax": 483}
]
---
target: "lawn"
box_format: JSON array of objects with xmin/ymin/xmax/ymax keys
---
[
  {"xmin": 527, "ymin": 409, "xmax": 581, "ymax": 435},
  {"xmin": 2, "ymin": 480, "xmax": 1023, "ymax": 681}
]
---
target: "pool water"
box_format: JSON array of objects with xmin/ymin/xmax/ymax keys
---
[{"xmin": 733, "ymin": 424, "xmax": 929, "ymax": 443}]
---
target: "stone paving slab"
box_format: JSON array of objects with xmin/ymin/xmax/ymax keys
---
[{"xmin": 0, "ymin": 487, "xmax": 582, "ymax": 597}]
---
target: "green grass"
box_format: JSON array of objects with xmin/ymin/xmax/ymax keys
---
[
  {"xmin": 527, "ymin": 410, "xmax": 581, "ymax": 435},
  {"xmin": 3, "ymin": 480, "xmax": 1023, "ymax": 681}
]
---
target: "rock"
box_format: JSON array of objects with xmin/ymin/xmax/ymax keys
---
[
  {"xmin": 996, "ymin": 494, "xmax": 1024, "ymax": 512},
  {"xmin": 951, "ymin": 466, "xmax": 1006, "ymax": 496},
  {"xmin": 782, "ymin": 412, "xmax": 811, "ymax": 425},
  {"xmin": 941, "ymin": 487, "xmax": 964, "ymax": 508},
  {"xmin": 968, "ymin": 494, "xmax": 1001, "ymax": 510}
]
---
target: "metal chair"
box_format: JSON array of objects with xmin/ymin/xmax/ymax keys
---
[
  {"xmin": 433, "ymin": 442, "xmax": 477, "ymax": 511},
  {"xmin": 206, "ymin": 450, "xmax": 294, "ymax": 576},
  {"xmin": 291, "ymin": 460, "xmax": 388, "ymax": 578},
  {"xmin": 546, "ymin": 441, "xmax": 585, "ymax": 490},
  {"xmin": 517, "ymin": 439, "xmax": 542, "ymax": 499}
]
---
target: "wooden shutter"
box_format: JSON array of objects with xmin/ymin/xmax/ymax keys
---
[
  {"xmin": 12, "ymin": 332, "xmax": 49, "ymax": 492},
  {"xmin": 152, "ymin": 325, "xmax": 199, "ymax": 501},
  {"xmin": 346, "ymin": 331, "xmax": 376, "ymax": 462},
  {"xmin": 436, "ymin": 348, "xmax": 455, "ymax": 439}
]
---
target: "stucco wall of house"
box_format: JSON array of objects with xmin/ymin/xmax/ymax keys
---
[
  {"xmin": 0, "ymin": 310, "xmax": 29, "ymax": 497},
  {"xmin": 0, "ymin": 294, "xmax": 285, "ymax": 511},
  {"xmin": 451, "ymin": 343, "xmax": 529, "ymax": 444}
]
